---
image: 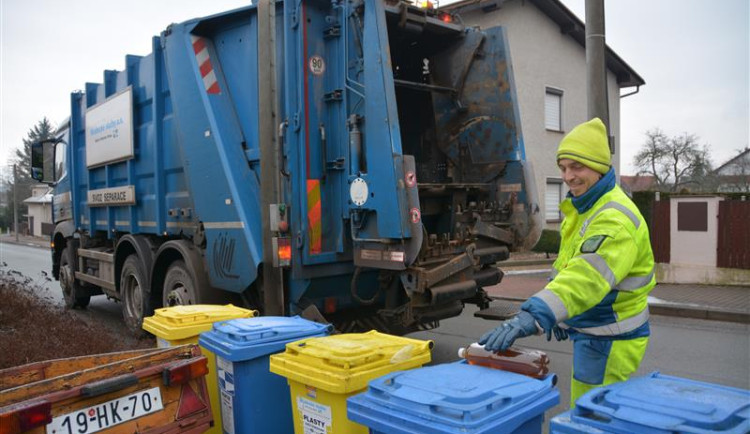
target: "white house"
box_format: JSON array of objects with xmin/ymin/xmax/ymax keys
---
[
  {"xmin": 714, "ymin": 148, "xmax": 750, "ymax": 193},
  {"xmin": 443, "ymin": 0, "xmax": 645, "ymax": 229},
  {"xmin": 23, "ymin": 185, "xmax": 53, "ymax": 237}
]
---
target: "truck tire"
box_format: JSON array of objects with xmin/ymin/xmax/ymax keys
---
[
  {"xmin": 163, "ymin": 260, "xmax": 199, "ymax": 307},
  {"xmin": 60, "ymin": 246, "xmax": 90, "ymax": 309},
  {"xmin": 121, "ymin": 255, "xmax": 151, "ymax": 336}
]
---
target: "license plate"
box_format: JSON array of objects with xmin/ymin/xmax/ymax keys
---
[{"xmin": 46, "ymin": 387, "xmax": 164, "ymax": 434}]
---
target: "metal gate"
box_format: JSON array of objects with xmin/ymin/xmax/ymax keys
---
[{"xmin": 717, "ymin": 200, "xmax": 750, "ymax": 269}]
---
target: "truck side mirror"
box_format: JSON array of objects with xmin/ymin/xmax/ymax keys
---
[{"xmin": 31, "ymin": 140, "xmax": 56, "ymax": 185}]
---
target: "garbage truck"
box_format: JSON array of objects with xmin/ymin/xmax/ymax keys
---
[{"xmin": 32, "ymin": 0, "xmax": 541, "ymax": 336}]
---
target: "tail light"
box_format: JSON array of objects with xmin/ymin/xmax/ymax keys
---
[
  {"xmin": 175, "ymin": 383, "xmax": 208, "ymax": 420},
  {"xmin": 0, "ymin": 400, "xmax": 52, "ymax": 434},
  {"xmin": 439, "ymin": 12, "xmax": 453, "ymax": 23},
  {"xmin": 163, "ymin": 357, "xmax": 208, "ymax": 387},
  {"xmin": 273, "ymin": 237, "xmax": 292, "ymax": 267}
]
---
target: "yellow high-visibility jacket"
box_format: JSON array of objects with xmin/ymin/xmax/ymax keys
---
[{"xmin": 523, "ymin": 184, "xmax": 655, "ymax": 338}]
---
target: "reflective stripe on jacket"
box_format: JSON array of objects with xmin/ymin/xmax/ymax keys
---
[{"xmin": 528, "ymin": 184, "xmax": 655, "ymax": 337}]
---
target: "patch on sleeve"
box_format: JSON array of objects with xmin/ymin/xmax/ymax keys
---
[{"xmin": 580, "ymin": 235, "xmax": 608, "ymax": 253}]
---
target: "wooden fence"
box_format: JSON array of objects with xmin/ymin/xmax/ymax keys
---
[
  {"xmin": 650, "ymin": 200, "xmax": 671, "ymax": 263},
  {"xmin": 717, "ymin": 200, "xmax": 750, "ymax": 269}
]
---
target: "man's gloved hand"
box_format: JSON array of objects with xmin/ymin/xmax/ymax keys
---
[
  {"xmin": 546, "ymin": 325, "xmax": 568, "ymax": 342},
  {"xmin": 479, "ymin": 310, "xmax": 539, "ymax": 352}
]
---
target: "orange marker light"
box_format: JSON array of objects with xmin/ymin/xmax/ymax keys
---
[
  {"xmin": 279, "ymin": 242, "xmax": 292, "ymax": 263},
  {"xmin": 163, "ymin": 358, "xmax": 208, "ymax": 387}
]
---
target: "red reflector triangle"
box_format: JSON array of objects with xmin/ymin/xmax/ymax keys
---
[{"xmin": 177, "ymin": 383, "xmax": 207, "ymax": 420}]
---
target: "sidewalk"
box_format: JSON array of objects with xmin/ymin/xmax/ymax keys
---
[
  {"xmin": 484, "ymin": 260, "xmax": 750, "ymax": 324},
  {"xmin": 0, "ymin": 233, "xmax": 50, "ymax": 250}
]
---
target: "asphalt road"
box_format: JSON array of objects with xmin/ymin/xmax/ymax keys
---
[{"xmin": 3, "ymin": 240, "xmax": 749, "ymax": 420}]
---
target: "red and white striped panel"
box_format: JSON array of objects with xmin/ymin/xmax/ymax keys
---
[{"xmin": 191, "ymin": 35, "xmax": 221, "ymax": 94}]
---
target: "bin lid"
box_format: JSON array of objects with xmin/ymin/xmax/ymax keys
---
[
  {"xmin": 142, "ymin": 304, "xmax": 258, "ymax": 340},
  {"xmin": 572, "ymin": 372, "xmax": 750, "ymax": 433},
  {"xmin": 347, "ymin": 361, "xmax": 559, "ymax": 434},
  {"xmin": 198, "ymin": 316, "xmax": 333, "ymax": 362},
  {"xmin": 269, "ymin": 331, "xmax": 432, "ymax": 394}
]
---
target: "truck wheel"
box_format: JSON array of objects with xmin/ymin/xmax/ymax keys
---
[
  {"xmin": 163, "ymin": 260, "xmax": 198, "ymax": 307},
  {"xmin": 121, "ymin": 255, "xmax": 151, "ymax": 336},
  {"xmin": 60, "ymin": 246, "xmax": 90, "ymax": 309}
]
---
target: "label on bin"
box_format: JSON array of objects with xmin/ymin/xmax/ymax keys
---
[
  {"xmin": 156, "ymin": 337, "xmax": 170, "ymax": 348},
  {"xmin": 220, "ymin": 389, "xmax": 235, "ymax": 434},
  {"xmin": 297, "ymin": 397, "xmax": 332, "ymax": 434},
  {"xmin": 217, "ymin": 357, "xmax": 236, "ymax": 433},
  {"xmin": 217, "ymin": 357, "xmax": 235, "ymax": 394}
]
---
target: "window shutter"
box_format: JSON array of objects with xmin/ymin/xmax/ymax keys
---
[
  {"xmin": 545, "ymin": 181, "xmax": 562, "ymax": 221},
  {"xmin": 545, "ymin": 90, "xmax": 561, "ymax": 130}
]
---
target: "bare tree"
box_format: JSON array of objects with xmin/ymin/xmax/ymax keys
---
[{"xmin": 633, "ymin": 129, "xmax": 713, "ymax": 192}]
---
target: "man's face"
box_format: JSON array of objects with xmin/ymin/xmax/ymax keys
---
[{"xmin": 558, "ymin": 158, "xmax": 602, "ymax": 197}]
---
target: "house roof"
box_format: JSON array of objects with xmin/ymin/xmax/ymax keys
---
[
  {"xmin": 713, "ymin": 148, "xmax": 750, "ymax": 174},
  {"xmin": 23, "ymin": 188, "xmax": 53, "ymax": 204},
  {"xmin": 441, "ymin": 0, "xmax": 645, "ymax": 88},
  {"xmin": 620, "ymin": 175, "xmax": 656, "ymax": 192}
]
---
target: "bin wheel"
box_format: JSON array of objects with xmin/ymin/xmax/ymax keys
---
[
  {"xmin": 121, "ymin": 255, "xmax": 151, "ymax": 337},
  {"xmin": 163, "ymin": 260, "xmax": 198, "ymax": 307},
  {"xmin": 60, "ymin": 246, "xmax": 90, "ymax": 309}
]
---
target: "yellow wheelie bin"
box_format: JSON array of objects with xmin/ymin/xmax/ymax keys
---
[
  {"xmin": 269, "ymin": 330, "xmax": 433, "ymax": 434},
  {"xmin": 142, "ymin": 304, "xmax": 257, "ymax": 434}
]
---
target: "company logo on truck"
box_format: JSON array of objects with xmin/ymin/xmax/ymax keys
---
[
  {"xmin": 213, "ymin": 232, "xmax": 239, "ymax": 279},
  {"xmin": 89, "ymin": 118, "xmax": 124, "ymax": 142},
  {"xmin": 85, "ymin": 87, "xmax": 134, "ymax": 168}
]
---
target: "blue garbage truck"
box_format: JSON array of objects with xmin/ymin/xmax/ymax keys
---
[{"xmin": 31, "ymin": 0, "xmax": 541, "ymax": 335}]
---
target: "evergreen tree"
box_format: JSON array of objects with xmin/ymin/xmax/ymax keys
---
[{"xmin": 7, "ymin": 118, "xmax": 56, "ymax": 218}]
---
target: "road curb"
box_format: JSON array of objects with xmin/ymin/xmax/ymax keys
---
[
  {"xmin": 0, "ymin": 238, "xmax": 48, "ymax": 250},
  {"xmin": 487, "ymin": 296, "xmax": 750, "ymax": 324},
  {"xmin": 501, "ymin": 259, "xmax": 555, "ymax": 267},
  {"xmin": 648, "ymin": 303, "xmax": 750, "ymax": 324}
]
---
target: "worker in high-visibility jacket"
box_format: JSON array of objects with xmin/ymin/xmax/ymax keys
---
[{"xmin": 480, "ymin": 118, "xmax": 656, "ymax": 406}]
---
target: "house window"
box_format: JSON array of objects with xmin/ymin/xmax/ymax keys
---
[
  {"xmin": 545, "ymin": 87, "xmax": 563, "ymax": 131},
  {"xmin": 545, "ymin": 178, "xmax": 564, "ymax": 222}
]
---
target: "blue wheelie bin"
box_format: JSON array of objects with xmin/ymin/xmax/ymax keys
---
[
  {"xmin": 347, "ymin": 361, "xmax": 559, "ymax": 434},
  {"xmin": 199, "ymin": 316, "xmax": 332, "ymax": 434},
  {"xmin": 550, "ymin": 372, "xmax": 750, "ymax": 433}
]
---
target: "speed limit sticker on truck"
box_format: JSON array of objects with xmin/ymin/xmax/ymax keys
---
[
  {"xmin": 309, "ymin": 55, "xmax": 325, "ymax": 76},
  {"xmin": 46, "ymin": 387, "xmax": 163, "ymax": 434},
  {"xmin": 296, "ymin": 396, "xmax": 332, "ymax": 434}
]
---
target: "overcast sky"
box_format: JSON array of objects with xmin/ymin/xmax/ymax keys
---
[{"xmin": 1, "ymin": 0, "xmax": 748, "ymax": 175}]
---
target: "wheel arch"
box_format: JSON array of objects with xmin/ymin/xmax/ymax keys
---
[
  {"xmin": 152, "ymin": 240, "xmax": 211, "ymax": 306},
  {"xmin": 115, "ymin": 235, "xmax": 156, "ymax": 295},
  {"xmin": 52, "ymin": 221, "xmax": 76, "ymax": 279}
]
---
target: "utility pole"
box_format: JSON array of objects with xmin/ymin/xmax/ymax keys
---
[
  {"xmin": 13, "ymin": 164, "xmax": 19, "ymax": 242},
  {"xmin": 258, "ymin": 0, "xmax": 284, "ymax": 315},
  {"xmin": 585, "ymin": 0, "xmax": 610, "ymax": 139}
]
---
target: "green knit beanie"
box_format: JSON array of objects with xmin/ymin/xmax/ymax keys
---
[{"xmin": 556, "ymin": 118, "xmax": 611, "ymax": 174}]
